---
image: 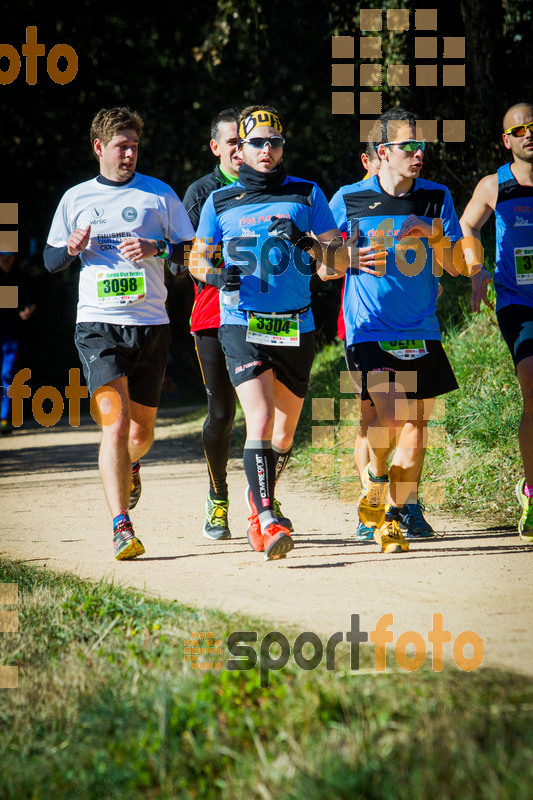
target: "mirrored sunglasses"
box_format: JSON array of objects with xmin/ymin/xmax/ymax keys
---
[
  {"xmin": 382, "ymin": 139, "xmax": 426, "ymax": 152},
  {"xmin": 241, "ymin": 136, "xmax": 285, "ymax": 149},
  {"xmin": 504, "ymin": 120, "xmax": 533, "ymax": 138}
]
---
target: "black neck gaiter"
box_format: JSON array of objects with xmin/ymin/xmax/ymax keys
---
[{"xmin": 238, "ymin": 162, "xmax": 287, "ymax": 191}]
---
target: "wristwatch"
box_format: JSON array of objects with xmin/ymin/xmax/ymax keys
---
[{"xmin": 155, "ymin": 239, "xmax": 170, "ymax": 259}]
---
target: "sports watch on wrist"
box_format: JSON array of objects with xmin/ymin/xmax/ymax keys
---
[{"xmin": 155, "ymin": 239, "xmax": 170, "ymax": 259}]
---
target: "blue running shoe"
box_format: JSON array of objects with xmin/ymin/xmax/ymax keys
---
[
  {"xmin": 397, "ymin": 502, "xmax": 435, "ymax": 539},
  {"xmin": 355, "ymin": 520, "xmax": 375, "ymax": 541}
]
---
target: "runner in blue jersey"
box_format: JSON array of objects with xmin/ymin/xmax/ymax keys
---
[
  {"xmin": 461, "ymin": 101, "xmax": 533, "ymax": 542},
  {"xmin": 335, "ymin": 111, "xmax": 442, "ymax": 542},
  {"xmin": 190, "ymin": 104, "xmax": 382, "ymax": 560},
  {"xmin": 323, "ymin": 108, "xmax": 473, "ymax": 555}
]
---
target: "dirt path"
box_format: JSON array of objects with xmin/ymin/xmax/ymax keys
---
[{"xmin": 1, "ymin": 409, "xmax": 532, "ymax": 676}]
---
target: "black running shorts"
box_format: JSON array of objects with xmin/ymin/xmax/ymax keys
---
[
  {"xmin": 218, "ymin": 324, "xmax": 315, "ymax": 398},
  {"xmin": 496, "ymin": 304, "xmax": 533, "ymax": 368},
  {"xmin": 75, "ymin": 322, "xmax": 170, "ymax": 407},
  {"xmin": 347, "ymin": 339, "xmax": 458, "ymax": 401}
]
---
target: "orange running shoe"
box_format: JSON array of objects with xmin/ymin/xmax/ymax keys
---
[
  {"xmin": 246, "ymin": 512, "xmax": 264, "ymax": 552},
  {"xmin": 263, "ymin": 523, "xmax": 294, "ymax": 561}
]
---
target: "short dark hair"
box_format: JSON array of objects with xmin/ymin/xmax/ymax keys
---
[
  {"xmin": 210, "ymin": 108, "xmax": 240, "ymax": 142},
  {"xmin": 368, "ymin": 107, "xmax": 419, "ymax": 149},
  {"xmin": 90, "ymin": 107, "xmax": 143, "ymax": 158},
  {"xmin": 364, "ymin": 141, "xmax": 380, "ymax": 160}
]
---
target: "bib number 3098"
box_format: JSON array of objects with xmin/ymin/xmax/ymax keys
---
[{"xmin": 96, "ymin": 270, "xmax": 146, "ymax": 306}]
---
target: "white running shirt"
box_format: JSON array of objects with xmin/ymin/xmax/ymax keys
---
[{"xmin": 47, "ymin": 172, "xmax": 194, "ymax": 324}]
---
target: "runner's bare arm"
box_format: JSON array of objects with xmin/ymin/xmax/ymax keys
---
[{"xmin": 460, "ymin": 173, "xmax": 498, "ymax": 312}]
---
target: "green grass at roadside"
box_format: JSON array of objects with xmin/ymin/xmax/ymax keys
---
[{"xmin": 1, "ymin": 559, "xmax": 533, "ymax": 799}]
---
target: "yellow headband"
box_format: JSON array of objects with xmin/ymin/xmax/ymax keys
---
[{"xmin": 238, "ymin": 110, "xmax": 283, "ymax": 140}]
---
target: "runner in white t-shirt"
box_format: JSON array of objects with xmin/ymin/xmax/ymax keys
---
[{"xmin": 45, "ymin": 107, "xmax": 194, "ymax": 560}]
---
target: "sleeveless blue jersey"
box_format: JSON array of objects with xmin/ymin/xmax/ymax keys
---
[
  {"xmin": 329, "ymin": 175, "xmax": 462, "ymax": 344},
  {"xmin": 195, "ymin": 175, "xmax": 336, "ymax": 331},
  {"xmin": 494, "ymin": 162, "xmax": 533, "ymax": 312}
]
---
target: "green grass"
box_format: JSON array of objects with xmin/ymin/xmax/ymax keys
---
[
  {"xmin": 1, "ymin": 558, "xmax": 533, "ymax": 799},
  {"xmin": 424, "ymin": 308, "xmax": 522, "ymax": 519}
]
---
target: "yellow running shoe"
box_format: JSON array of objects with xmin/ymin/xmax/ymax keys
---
[
  {"xmin": 516, "ymin": 479, "xmax": 533, "ymax": 543},
  {"xmin": 357, "ymin": 464, "xmax": 389, "ymax": 528},
  {"xmin": 373, "ymin": 518, "xmax": 410, "ymax": 554},
  {"xmin": 113, "ymin": 519, "xmax": 145, "ymax": 560}
]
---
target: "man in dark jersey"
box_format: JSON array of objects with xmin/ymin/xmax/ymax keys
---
[
  {"xmin": 183, "ymin": 108, "xmax": 242, "ymax": 541},
  {"xmin": 461, "ymin": 101, "xmax": 533, "ymax": 543},
  {"xmin": 325, "ymin": 108, "xmax": 472, "ymax": 554},
  {"xmin": 190, "ymin": 105, "xmax": 381, "ymax": 560}
]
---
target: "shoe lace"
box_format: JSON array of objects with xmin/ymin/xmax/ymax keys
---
[
  {"xmin": 383, "ymin": 520, "xmax": 404, "ymax": 541},
  {"xmin": 264, "ymin": 522, "xmax": 290, "ymax": 538},
  {"xmin": 114, "ymin": 520, "xmax": 134, "ymax": 539},
  {"xmin": 404, "ymin": 502, "xmax": 426, "ymax": 523},
  {"xmin": 208, "ymin": 498, "xmax": 229, "ymax": 527},
  {"xmin": 403, "ymin": 503, "xmax": 444, "ymax": 537},
  {"xmin": 365, "ymin": 474, "xmax": 388, "ymax": 505}
]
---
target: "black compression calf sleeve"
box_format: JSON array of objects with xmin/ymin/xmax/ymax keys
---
[
  {"xmin": 195, "ymin": 331, "xmax": 236, "ymax": 499},
  {"xmin": 243, "ymin": 441, "xmax": 275, "ymax": 514}
]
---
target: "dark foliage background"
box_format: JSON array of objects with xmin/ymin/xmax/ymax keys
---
[{"xmin": 1, "ymin": 0, "xmax": 530, "ymax": 400}]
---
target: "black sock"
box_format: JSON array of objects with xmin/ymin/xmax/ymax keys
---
[
  {"xmin": 385, "ymin": 505, "xmax": 402, "ymax": 520},
  {"xmin": 368, "ymin": 468, "xmax": 388, "ymax": 482},
  {"xmin": 273, "ymin": 443, "xmax": 293, "ymax": 484}
]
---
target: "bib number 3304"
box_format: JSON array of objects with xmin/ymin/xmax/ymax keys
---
[
  {"xmin": 96, "ymin": 270, "xmax": 146, "ymax": 306},
  {"xmin": 246, "ymin": 312, "xmax": 300, "ymax": 346}
]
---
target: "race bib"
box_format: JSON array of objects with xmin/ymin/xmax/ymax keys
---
[
  {"xmin": 514, "ymin": 247, "xmax": 533, "ymax": 285},
  {"xmin": 96, "ymin": 270, "xmax": 146, "ymax": 306},
  {"xmin": 379, "ymin": 340, "xmax": 428, "ymax": 360},
  {"xmin": 246, "ymin": 312, "xmax": 300, "ymax": 346}
]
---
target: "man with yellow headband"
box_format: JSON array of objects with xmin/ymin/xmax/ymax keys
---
[
  {"xmin": 461, "ymin": 101, "xmax": 533, "ymax": 542},
  {"xmin": 190, "ymin": 104, "xmax": 382, "ymax": 560}
]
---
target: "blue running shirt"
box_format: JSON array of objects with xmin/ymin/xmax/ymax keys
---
[
  {"xmin": 493, "ymin": 162, "xmax": 533, "ymax": 312},
  {"xmin": 195, "ymin": 176, "xmax": 337, "ymax": 332},
  {"xmin": 329, "ymin": 175, "xmax": 462, "ymax": 344}
]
